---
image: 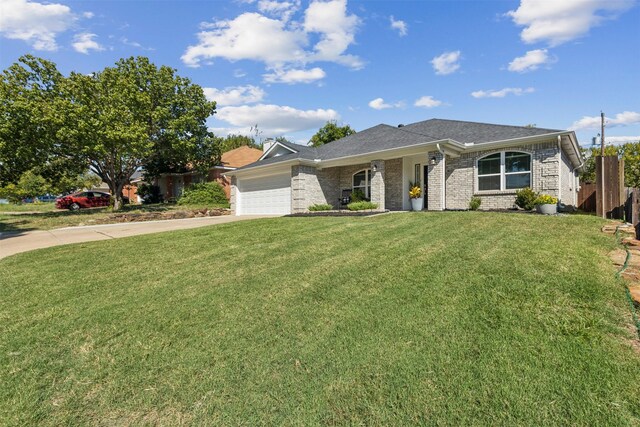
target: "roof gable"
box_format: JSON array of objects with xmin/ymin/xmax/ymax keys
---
[{"xmin": 221, "ymin": 146, "xmax": 263, "ymax": 168}]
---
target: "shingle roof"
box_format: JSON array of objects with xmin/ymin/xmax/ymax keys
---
[
  {"xmin": 221, "ymin": 146, "xmax": 263, "ymax": 168},
  {"xmin": 234, "ymin": 118, "xmax": 567, "ymax": 171},
  {"xmin": 400, "ymin": 118, "xmax": 562, "ymax": 144}
]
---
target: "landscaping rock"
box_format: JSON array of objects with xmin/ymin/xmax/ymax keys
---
[{"xmin": 630, "ymin": 285, "xmax": 640, "ymax": 306}]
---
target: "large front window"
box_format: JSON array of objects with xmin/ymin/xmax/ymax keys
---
[
  {"xmin": 477, "ymin": 151, "xmax": 531, "ymax": 191},
  {"xmin": 353, "ymin": 169, "xmax": 371, "ymax": 199}
]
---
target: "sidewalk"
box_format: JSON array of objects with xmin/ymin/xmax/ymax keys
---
[{"xmin": 0, "ymin": 215, "xmax": 271, "ymax": 259}]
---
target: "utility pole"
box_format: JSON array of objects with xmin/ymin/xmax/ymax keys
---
[{"xmin": 600, "ymin": 111, "xmax": 605, "ymax": 156}]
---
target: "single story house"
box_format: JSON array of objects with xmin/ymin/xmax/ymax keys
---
[
  {"xmin": 156, "ymin": 146, "xmax": 262, "ymax": 200},
  {"xmin": 225, "ymin": 118, "xmax": 583, "ymax": 215}
]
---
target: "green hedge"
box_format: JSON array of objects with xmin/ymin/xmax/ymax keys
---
[
  {"xmin": 178, "ymin": 182, "xmax": 229, "ymax": 206},
  {"xmin": 308, "ymin": 203, "xmax": 333, "ymax": 211},
  {"xmin": 347, "ymin": 201, "xmax": 378, "ymax": 211}
]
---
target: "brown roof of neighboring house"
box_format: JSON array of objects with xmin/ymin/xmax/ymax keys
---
[{"xmin": 220, "ymin": 146, "xmax": 263, "ymax": 168}]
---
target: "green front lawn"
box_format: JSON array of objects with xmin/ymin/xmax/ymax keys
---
[{"xmin": 1, "ymin": 213, "xmax": 638, "ymax": 425}]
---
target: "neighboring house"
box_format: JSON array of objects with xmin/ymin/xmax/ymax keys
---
[
  {"xmin": 92, "ymin": 170, "xmax": 144, "ymax": 203},
  {"xmin": 155, "ymin": 146, "xmax": 262, "ymax": 200},
  {"xmin": 225, "ymin": 118, "xmax": 583, "ymax": 215}
]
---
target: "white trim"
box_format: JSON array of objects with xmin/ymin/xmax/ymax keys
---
[
  {"xmin": 557, "ymin": 135, "xmax": 562, "ymax": 202},
  {"xmin": 352, "ymin": 168, "xmax": 372, "ymax": 199},
  {"xmin": 476, "ymin": 150, "xmax": 532, "ymax": 193},
  {"xmin": 258, "ymin": 141, "xmax": 297, "ymax": 161},
  {"xmin": 441, "ymin": 155, "xmax": 446, "ymax": 210}
]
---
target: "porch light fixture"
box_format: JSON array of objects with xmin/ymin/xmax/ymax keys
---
[
  {"xmin": 430, "ymin": 156, "xmax": 437, "ymax": 165},
  {"xmin": 372, "ymin": 164, "xmax": 378, "ymax": 172}
]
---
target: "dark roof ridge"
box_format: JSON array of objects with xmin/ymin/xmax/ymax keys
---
[{"xmin": 408, "ymin": 117, "xmax": 562, "ymax": 133}]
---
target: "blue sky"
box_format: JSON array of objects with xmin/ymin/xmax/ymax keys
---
[{"xmin": 1, "ymin": 0, "xmax": 639, "ymax": 147}]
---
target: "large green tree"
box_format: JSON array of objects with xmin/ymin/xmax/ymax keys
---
[
  {"xmin": 580, "ymin": 142, "xmax": 640, "ymax": 187},
  {"xmin": 309, "ymin": 120, "xmax": 355, "ymax": 147},
  {"xmin": 60, "ymin": 57, "xmax": 218, "ymax": 209},
  {"xmin": 1, "ymin": 56, "xmax": 219, "ymax": 210},
  {"xmin": 0, "ymin": 55, "xmax": 74, "ymax": 184}
]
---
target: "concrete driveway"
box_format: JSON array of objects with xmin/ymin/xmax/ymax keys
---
[{"xmin": 0, "ymin": 215, "xmax": 272, "ymax": 260}]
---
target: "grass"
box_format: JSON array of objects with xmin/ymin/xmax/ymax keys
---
[
  {"xmin": 1, "ymin": 212, "xmax": 639, "ymax": 425},
  {"xmin": 0, "ymin": 202, "xmax": 229, "ymax": 232},
  {"xmin": 0, "ymin": 202, "xmax": 57, "ymax": 213}
]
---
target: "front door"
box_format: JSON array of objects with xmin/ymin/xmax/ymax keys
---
[{"xmin": 423, "ymin": 165, "xmax": 429, "ymax": 210}]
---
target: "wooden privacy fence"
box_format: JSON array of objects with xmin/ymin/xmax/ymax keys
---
[
  {"xmin": 577, "ymin": 182, "xmax": 597, "ymax": 212},
  {"xmin": 590, "ymin": 155, "xmax": 625, "ymax": 219}
]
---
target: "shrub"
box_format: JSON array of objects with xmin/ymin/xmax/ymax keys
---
[
  {"xmin": 177, "ymin": 182, "xmax": 228, "ymax": 206},
  {"xmin": 136, "ymin": 183, "xmax": 163, "ymax": 204},
  {"xmin": 515, "ymin": 187, "xmax": 539, "ymax": 210},
  {"xmin": 469, "ymin": 196, "xmax": 482, "ymax": 211},
  {"xmin": 347, "ymin": 201, "xmax": 378, "ymax": 211},
  {"xmin": 309, "ymin": 203, "xmax": 333, "ymax": 211},
  {"xmin": 350, "ymin": 188, "xmax": 367, "ymax": 202},
  {"xmin": 535, "ymin": 194, "xmax": 558, "ymax": 205}
]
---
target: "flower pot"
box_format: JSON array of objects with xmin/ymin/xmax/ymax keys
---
[
  {"xmin": 411, "ymin": 197, "xmax": 424, "ymax": 211},
  {"xmin": 536, "ymin": 203, "xmax": 557, "ymax": 215}
]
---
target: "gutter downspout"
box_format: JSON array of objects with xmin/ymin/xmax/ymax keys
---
[
  {"xmin": 558, "ymin": 135, "xmax": 562, "ymax": 203},
  {"xmin": 437, "ymin": 143, "xmax": 446, "ymax": 210}
]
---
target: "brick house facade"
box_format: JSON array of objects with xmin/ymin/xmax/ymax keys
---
[{"xmin": 226, "ymin": 120, "xmax": 583, "ymax": 215}]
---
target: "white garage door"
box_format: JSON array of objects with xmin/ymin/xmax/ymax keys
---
[{"xmin": 238, "ymin": 173, "xmax": 291, "ymax": 215}]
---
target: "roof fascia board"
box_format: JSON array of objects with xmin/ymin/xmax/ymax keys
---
[
  {"xmin": 318, "ymin": 138, "xmax": 452, "ymax": 167},
  {"xmin": 225, "ymin": 158, "xmax": 314, "ymax": 177}
]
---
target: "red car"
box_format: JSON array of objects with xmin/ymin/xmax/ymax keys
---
[{"xmin": 56, "ymin": 191, "xmax": 112, "ymax": 210}]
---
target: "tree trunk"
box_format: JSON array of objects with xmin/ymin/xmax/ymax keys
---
[{"xmin": 111, "ymin": 183, "xmax": 125, "ymax": 211}]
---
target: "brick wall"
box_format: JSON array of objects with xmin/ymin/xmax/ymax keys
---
[
  {"xmin": 560, "ymin": 150, "xmax": 576, "ymax": 206},
  {"xmin": 443, "ymin": 140, "xmax": 560, "ymax": 210},
  {"xmin": 291, "ymin": 165, "xmax": 340, "ymax": 212},
  {"xmin": 384, "ymin": 158, "xmax": 403, "ymax": 211},
  {"xmin": 427, "ymin": 152, "xmax": 445, "ymax": 211},
  {"xmin": 370, "ymin": 160, "xmax": 386, "ymax": 210}
]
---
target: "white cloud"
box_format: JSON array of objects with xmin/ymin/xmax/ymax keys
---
[
  {"xmin": 507, "ymin": 0, "xmax": 634, "ymax": 46},
  {"xmin": 0, "ymin": 0, "xmax": 76, "ymax": 50},
  {"xmin": 390, "ymin": 16, "xmax": 407, "ymax": 36},
  {"xmin": 569, "ymin": 111, "xmax": 640, "ymax": 131},
  {"xmin": 414, "ymin": 96, "xmax": 442, "ymax": 108},
  {"xmin": 303, "ymin": 0, "xmax": 362, "ymax": 68},
  {"xmin": 203, "ymin": 85, "xmax": 266, "ymax": 106},
  {"xmin": 82, "ymin": 11, "xmax": 94, "ymax": 19},
  {"xmin": 508, "ymin": 48, "xmax": 554, "ymax": 72},
  {"xmin": 471, "ymin": 87, "xmax": 535, "ymax": 98},
  {"xmin": 257, "ymin": 0, "xmax": 300, "ymax": 21},
  {"xmin": 431, "ymin": 51, "xmax": 461, "ymax": 75},
  {"xmin": 120, "ymin": 37, "xmax": 154, "ymax": 51},
  {"xmin": 215, "ymin": 103, "xmax": 339, "ymax": 135},
  {"xmin": 368, "ymin": 97, "xmax": 404, "ymax": 110},
  {"xmin": 182, "ymin": 13, "xmax": 306, "ymax": 67},
  {"xmin": 263, "ymin": 67, "xmax": 326, "ymax": 84},
  {"xmin": 182, "ymin": 0, "xmax": 362, "ymax": 70},
  {"xmin": 72, "ymin": 32, "xmax": 104, "ymax": 54},
  {"xmin": 605, "ymin": 136, "xmax": 640, "ymax": 145}
]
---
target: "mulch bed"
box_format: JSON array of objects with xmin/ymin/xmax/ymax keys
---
[{"xmin": 95, "ymin": 208, "xmax": 230, "ymax": 224}]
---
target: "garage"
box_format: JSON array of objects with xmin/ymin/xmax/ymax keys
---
[{"xmin": 237, "ymin": 173, "xmax": 291, "ymax": 215}]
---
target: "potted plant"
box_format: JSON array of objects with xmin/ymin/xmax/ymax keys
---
[
  {"xmin": 409, "ymin": 181, "xmax": 424, "ymax": 211},
  {"xmin": 535, "ymin": 194, "xmax": 558, "ymax": 215}
]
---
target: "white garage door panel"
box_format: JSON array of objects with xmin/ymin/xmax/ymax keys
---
[{"xmin": 238, "ymin": 173, "xmax": 291, "ymax": 215}]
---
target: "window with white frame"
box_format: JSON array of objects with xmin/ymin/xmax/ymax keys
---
[
  {"xmin": 477, "ymin": 151, "xmax": 531, "ymax": 191},
  {"xmin": 352, "ymin": 169, "xmax": 371, "ymax": 198}
]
